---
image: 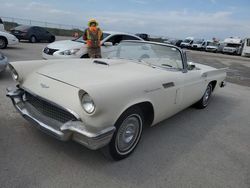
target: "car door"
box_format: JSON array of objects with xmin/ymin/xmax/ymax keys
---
[
  {"xmin": 37, "ymin": 27, "xmax": 48, "ymax": 41},
  {"xmin": 161, "ymin": 51, "xmax": 206, "ymax": 111},
  {"xmin": 101, "ymin": 35, "xmax": 124, "ymax": 57},
  {"xmin": 175, "ymin": 69, "xmax": 206, "ymax": 110},
  {"xmin": 31, "ymin": 27, "xmax": 39, "ymax": 40}
]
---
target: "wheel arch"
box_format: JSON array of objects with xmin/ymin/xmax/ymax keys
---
[
  {"xmin": 0, "ymin": 36, "xmax": 8, "ymax": 44},
  {"xmin": 116, "ymin": 101, "xmax": 155, "ymax": 127},
  {"xmin": 209, "ymin": 80, "xmax": 217, "ymax": 91}
]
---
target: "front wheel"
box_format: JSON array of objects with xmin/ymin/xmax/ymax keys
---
[
  {"xmin": 195, "ymin": 83, "xmax": 213, "ymax": 109},
  {"xmin": 108, "ymin": 107, "xmax": 144, "ymax": 160},
  {"xmin": 0, "ymin": 37, "xmax": 7, "ymax": 49},
  {"xmin": 29, "ymin": 35, "xmax": 37, "ymax": 43},
  {"xmin": 49, "ymin": 36, "xmax": 55, "ymax": 43}
]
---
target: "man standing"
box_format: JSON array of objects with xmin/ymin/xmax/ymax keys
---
[{"xmin": 83, "ymin": 19, "xmax": 103, "ymax": 58}]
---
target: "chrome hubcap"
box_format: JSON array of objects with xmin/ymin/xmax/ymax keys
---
[
  {"xmin": 203, "ymin": 85, "xmax": 212, "ymax": 106},
  {"xmin": 116, "ymin": 115, "xmax": 142, "ymax": 154}
]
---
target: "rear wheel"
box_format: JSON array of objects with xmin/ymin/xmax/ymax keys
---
[
  {"xmin": 195, "ymin": 83, "xmax": 213, "ymax": 109},
  {"xmin": 107, "ymin": 107, "xmax": 144, "ymax": 160},
  {"xmin": 29, "ymin": 35, "xmax": 37, "ymax": 43},
  {"xmin": 0, "ymin": 37, "xmax": 7, "ymax": 49},
  {"xmin": 49, "ymin": 36, "xmax": 55, "ymax": 43}
]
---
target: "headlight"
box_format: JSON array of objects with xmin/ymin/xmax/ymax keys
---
[
  {"xmin": 81, "ymin": 93, "xmax": 95, "ymax": 114},
  {"xmin": 8, "ymin": 64, "xmax": 19, "ymax": 81},
  {"xmin": 60, "ymin": 49, "xmax": 80, "ymax": 55}
]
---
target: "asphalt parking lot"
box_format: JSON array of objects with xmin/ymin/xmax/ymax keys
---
[{"xmin": 0, "ymin": 39, "xmax": 250, "ymax": 188}]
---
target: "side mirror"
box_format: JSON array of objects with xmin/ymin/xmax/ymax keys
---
[
  {"xmin": 187, "ymin": 62, "xmax": 196, "ymax": 70},
  {"xmin": 103, "ymin": 42, "xmax": 113, "ymax": 47}
]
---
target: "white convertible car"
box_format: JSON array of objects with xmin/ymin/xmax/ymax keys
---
[
  {"xmin": 7, "ymin": 41, "xmax": 227, "ymax": 160},
  {"xmin": 42, "ymin": 31, "xmax": 142, "ymax": 59}
]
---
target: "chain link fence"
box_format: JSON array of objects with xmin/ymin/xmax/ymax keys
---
[{"xmin": 1, "ymin": 16, "xmax": 84, "ymax": 31}]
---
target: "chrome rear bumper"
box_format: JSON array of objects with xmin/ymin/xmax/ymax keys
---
[{"xmin": 6, "ymin": 87, "xmax": 115, "ymax": 150}]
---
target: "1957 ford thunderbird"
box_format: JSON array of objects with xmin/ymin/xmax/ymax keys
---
[{"xmin": 7, "ymin": 41, "xmax": 227, "ymax": 160}]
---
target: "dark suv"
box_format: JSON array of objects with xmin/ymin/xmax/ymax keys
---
[{"xmin": 11, "ymin": 25, "xmax": 55, "ymax": 43}]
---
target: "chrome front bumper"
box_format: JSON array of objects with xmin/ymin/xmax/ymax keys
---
[
  {"xmin": 0, "ymin": 56, "xmax": 8, "ymax": 72},
  {"xmin": 6, "ymin": 88, "xmax": 115, "ymax": 150}
]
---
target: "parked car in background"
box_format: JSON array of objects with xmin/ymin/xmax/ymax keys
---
[
  {"xmin": 0, "ymin": 30, "xmax": 19, "ymax": 49},
  {"xmin": 191, "ymin": 39, "xmax": 206, "ymax": 50},
  {"xmin": 217, "ymin": 42, "xmax": 226, "ymax": 53},
  {"xmin": 0, "ymin": 18, "xmax": 5, "ymax": 32},
  {"xmin": 135, "ymin": 33, "xmax": 150, "ymax": 41},
  {"xmin": 222, "ymin": 37, "xmax": 242, "ymax": 55},
  {"xmin": 42, "ymin": 31, "xmax": 142, "ymax": 59},
  {"xmin": 241, "ymin": 38, "xmax": 250, "ymax": 57},
  {"xmin": 0, "ymin": 52, "xmax": 8, "ymax": 73},
  {"xmin": 175, "ymin": 39, "xmax": 183, "ymax": 47},
  {"xmin": 164, "ymin": 39, "xmax": 183, "ymax": 47},
  {"xmin": 180, "ymin": 37, "xmax": 194, "ymax": 48},
  {"xmin": 7, "ymin": 41, "xmax": 227, "ymax": 160},
  {"xmin": 205, "ymin": 41, "xmax": 219, "ymax": 53},
  {"xmin": 10, "ymin": 25, "xmax": 55, "ymax": 43}
]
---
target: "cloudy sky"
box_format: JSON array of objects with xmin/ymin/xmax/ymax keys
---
[{"xmin": 0, "ymin": 0, "xmax": 249, "ymax": 39}]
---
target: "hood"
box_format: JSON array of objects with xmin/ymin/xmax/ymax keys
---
[
  {"xmin": 34, "ymin": 59, "xmax": 157, "ymax": 90},
  {"xmin": 0, "ymin": 31, "xmax": 16, "ymax": 38},
  {"xmin": 47, "ymin": 40, "xmax": 86, "ymax": 51}
]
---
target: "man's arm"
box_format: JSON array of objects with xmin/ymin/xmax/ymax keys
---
[{"xmin": 83, "ymin": 29, "xmax": 87, "ymax": 40}]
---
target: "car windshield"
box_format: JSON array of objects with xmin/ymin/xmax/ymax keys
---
[
  {"xmin": 207, "ymin": 42, "xmax": 218, "ymax": 46},
  {"xmin": 14, "ymin": 25, "xmax": 30, "ymax": 31},
  {"xmin": 102, "ymin": 32, "xmax": 111, "ymax": 40},
  {"xmin": 72, "ymin": 37, "xmax": 86, "ymax": 43},
  {"xmin": 193, "ymin": 39, "xmax": 203, "ymax": 44},
  {"xmin": 106, "ymin": 41, "xmax": 184, "ymax": 70},
  {"xmin": 183, "ymin": 39, "xmax": 192, "ymax": 43},
  {"xmin": 226, "ymin": 43, "xmax": 241, "ymax": 48}
]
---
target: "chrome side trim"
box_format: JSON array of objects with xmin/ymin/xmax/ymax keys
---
[{"xmin": 37, "ymin": 72, "xmax": 79, "ymax": 89}]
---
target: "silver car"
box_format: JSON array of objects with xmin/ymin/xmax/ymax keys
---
[{"xmin": 0, "ymin": 52, "xmax": 8, "ymax": 73}]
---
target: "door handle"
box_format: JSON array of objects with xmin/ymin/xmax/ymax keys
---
[
  {"xmin": 162, "ymin": 82, "xmax": 175, "ymax": 89},
  {"xmin": 201, "ymin": 73, "xmax": 207, "ymax": 78}
]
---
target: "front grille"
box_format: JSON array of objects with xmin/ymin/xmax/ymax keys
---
[
  {"xmin": 43, "ymin": 47, "xmax": 59, "ymax": 55},
  {"xmin": 25, "ymin": 92, "xmax": 77, "ymax": 123}
]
